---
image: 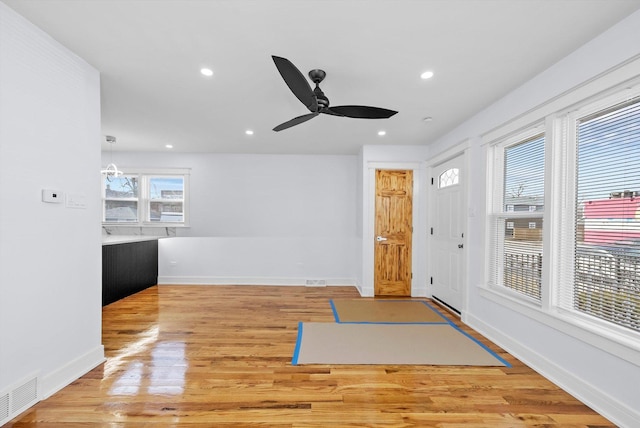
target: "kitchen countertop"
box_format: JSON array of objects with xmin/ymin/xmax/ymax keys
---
[{"xmin": 102, "ymin": 235, "xmax": 166, "ymax": 245}]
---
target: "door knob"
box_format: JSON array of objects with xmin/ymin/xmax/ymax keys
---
[
  {"xmin": 376, "ymin": 236, "xmax": 388, "ymax": 242},
  {"xmin": 458, "ymin": 244, "xmax": 464, "ymax": 249}
]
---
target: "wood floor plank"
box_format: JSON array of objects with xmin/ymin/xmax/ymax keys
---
[{"xmin": 4, "ymin": 285, "xmax": 614, "ymax": 427}]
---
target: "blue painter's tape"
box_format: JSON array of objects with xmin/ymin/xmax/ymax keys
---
[
  {"xmin": 331, "ymin": 298, "xmax": 449, "ymax": 325},
  {"xmin": 448, "ymin": 322, "xmax": 512, "ymax": 368},
  {"xmin": 419, "ymin": 301, "xmax": 451, "ymax": 323},
  {"xmin": 329, "ymin": 299, "xmax": 340, "ymax": 323},
  {"xmin": 337, "ymin": 321, "xmax": 448, "ymax": 325},
  {"xmin": 291, "ymin": 322, "xmax": 303, "ymax": 365}
]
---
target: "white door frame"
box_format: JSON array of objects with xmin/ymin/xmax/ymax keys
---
[
  {"xmin": 362, "ymin": 161, "xmax": 426, "ymax": 297},
  {"xmin": 427, "ymin": 140, "xmax": 470, "ymax": 315}
]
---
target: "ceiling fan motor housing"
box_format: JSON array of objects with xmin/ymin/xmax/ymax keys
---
[
  {"xmin": 314, "ymin": 86, "xmax": 329, "ymax": 109},
  {"xmin": 309, "ymin": 69, "xmax": 329, "ymax": 109},
  {"xmin": 308, "ymin": 69, "xmax": 326, "ymax": 84}
]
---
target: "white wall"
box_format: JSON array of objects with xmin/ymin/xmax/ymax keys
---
[
  {"xmin": 106, "ymin": 152, "xmax": 359, "ymax": 285},
  {"xmin": 428, "ymin": 10, "xmax": 640, "ymax": 427},
  {"xmin": 0, "ymin": 2, "xmax": 103, "ymax": 417}
]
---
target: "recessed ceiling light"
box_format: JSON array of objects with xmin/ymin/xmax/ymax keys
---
[
  {"xmin": 420, "ymin": 71, "xmax": 434, "ymax": 80},
  {"xmin": 200, "ymin": 68, "xmax": 214, "ymax": 77},
  {"xmin": 378, "ymin": 130, "xmax": 386, "ymax": 136},
  {"xmin": 245, "ymin": 130, "xmax": 254, "ymax": 135},
  {"xmin": 165, "ymin": 144, "xmax": 173, "ymax": 149}
]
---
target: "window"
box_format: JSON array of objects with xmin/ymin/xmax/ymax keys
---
[
  {"xmin": 559, "ymin": 97, "xmax": 640, "ymax": 333},
  {"xmin": 104, "ymin": 175, "xmax": 139, "ymax": 223},
  {"xmin": 102, "ymin": 169, "xmax": 189, "ymax": 226},
  {"xmin": 438, "ymin": 167, "xmax": 459, "ymax": 188},
  {"xmin": 488, "ymin": 133, "xmax": 545, "ymax": 301},
  {"xmin": 148, "ymin": 176, "xmax": 185, "ymax": 223}
]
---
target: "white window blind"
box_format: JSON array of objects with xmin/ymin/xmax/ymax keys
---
[
  {"xmin": 488, "ymin": 134, "xmax": 545, "ymax": 301},
  {"xmin": 562, "ymin": 97, "xmax": 640, "ymax": 332}
]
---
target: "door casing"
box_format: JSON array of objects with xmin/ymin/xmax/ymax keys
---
[{"xmin": 363, "ymin": 161, "xmax": 424, "ymax": 297}]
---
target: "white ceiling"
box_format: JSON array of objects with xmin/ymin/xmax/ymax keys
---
[{"xmin": 4, "ymin": 0, "xmax": 640, "ymax": 155}]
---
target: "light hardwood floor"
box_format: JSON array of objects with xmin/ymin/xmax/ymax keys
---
[{"xmin": 5, "ymin": 285, "xmax": 614, "ymax": 427}]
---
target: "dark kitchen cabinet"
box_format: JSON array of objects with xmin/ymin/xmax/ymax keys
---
[{"xmin": 102, "ymin": 240, "xmax": 158, "ymax": 306}]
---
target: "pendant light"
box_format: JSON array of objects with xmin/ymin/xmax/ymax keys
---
[{"xmin": 101, "ymin": 135, "xmax": 123, "ymax": 178}]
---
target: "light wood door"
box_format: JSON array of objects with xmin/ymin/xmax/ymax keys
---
[
  {"xmin": 374, "ymin": 169, "xmax": 413, "ymax": 296},
  {"xmin": 431, "ymin": 155, "xmax": 465, "ymax": 313}
]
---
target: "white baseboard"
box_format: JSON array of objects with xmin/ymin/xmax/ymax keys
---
[
  {"xmin": 357, "ymin": 287, "xmax": 374, "ymax": 297},
  {"xmin": 40, "ymin": 345, "xmax": 105, "ymax": 400},
  {"xmin": 354, "ymin": 286, "xmax": 427, "ymax": 298},
  {"xmin": 411, "ymin": 287, "xmax": 428, "ymax": 297},
  {"xmin": 157, "ymin": 276, "xmax": 356, "ymax": 287},
  {"xmin": 466, "ymin": 313, "xmax": 640, "ymax": 428}
]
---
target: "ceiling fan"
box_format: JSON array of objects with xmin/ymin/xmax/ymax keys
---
[{"xmin": 271, "ymin": 55, "xmax": 398, "ymax": 132}]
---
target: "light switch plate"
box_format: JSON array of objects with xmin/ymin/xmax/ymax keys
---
[{"xmin": 66, "ymin": 193, "xmax": 87, "ymax": 209}]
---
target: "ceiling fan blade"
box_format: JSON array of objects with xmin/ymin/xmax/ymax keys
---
[
  {"xmin": 328, "ymin": 105, "xmax": 398, "ymax": 119},
  {"xmin": 273, "ymin": 112, "xmax": 319, "ymax": 132},
  {"xmin": 272, "ymin": 56, "xmax": 318, "ymax": 112},
  {"xmin": 322, "ymin": 108, "xmax": 345, "ymax": 117}
]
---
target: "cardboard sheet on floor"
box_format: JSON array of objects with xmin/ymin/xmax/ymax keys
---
[{"xmin": 292, "ymin": 322, "xmax": 510, "ymax": 367}]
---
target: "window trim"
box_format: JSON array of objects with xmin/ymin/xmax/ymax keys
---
[{"xmin": 102, "ymin": 167, "xmax": 190, "ymax": 227}]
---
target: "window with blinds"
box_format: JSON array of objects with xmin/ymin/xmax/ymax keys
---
[
  {"xmin": 488, "ymin": 134, "xmax": 545, "ymax": 301},
  {"xmin": 484, "ymin": 73, "xmax": 640, "ymax": 361},
  {"xmin": 570, "ymin": 97, "xmax": 640, "ymax": 332}
]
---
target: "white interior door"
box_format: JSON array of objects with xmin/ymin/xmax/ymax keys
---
[{"xmin": 430, "ymin": 154, "xmax": 466, "ymax": 314}]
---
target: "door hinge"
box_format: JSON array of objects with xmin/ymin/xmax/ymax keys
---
[
  {"xmin": 430, "ymin": 277, "xmax": 433, "ymax": 285},
  {"xmin": 411, "ymin": 273, "xmax": 413, "ymax": 279},
  {"xmin": 430, "ymin": 227, "xmax": 433, "ymax": 235},
  {"xmin": 431, "ymin": 177, "xmax": 434, "ymax": 185}
]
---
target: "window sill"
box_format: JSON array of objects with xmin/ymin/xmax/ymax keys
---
[
  {"xmin": 479, "ymin": 285, "xmax": 640, "ymax": 367},
  {"xmin": 102, "ymin": 223, "xmax": 190, "ymax": 228}
]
